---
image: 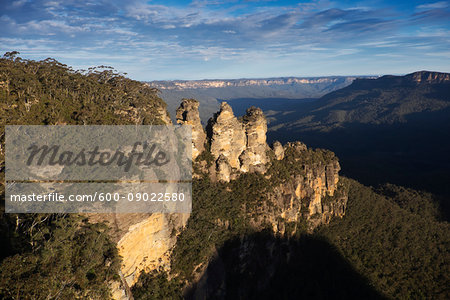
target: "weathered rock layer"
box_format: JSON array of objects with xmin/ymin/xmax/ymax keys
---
[
  {"xmin": 203, "ymin": 102, "xmax": 268, "ymax": 181},
  {"xmin": 176, "ymin": 98, "xmax": 206, "ymax": 159},
  {"xmin": 240, "ymin": 106, "xmax": 268, "ymax": 173},
  {"xmin": 207, "ymin": 102, "xmax": 247, "ymax": 170},
  {"xmin": 109, "ymin": 99, "xmax": 348, "ymax": 299}
]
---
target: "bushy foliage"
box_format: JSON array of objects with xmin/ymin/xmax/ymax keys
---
[
  {"xmin": 169, "ymin": 148, "xmax": 338, "ymax": 282},
  {"xmin": 376, "ymin": 183, "xmax": 443, "ymax": 221},
  {"xmin": 0, "ymin": 214, "xmax": 120, "ymax": 299},
  {"xmin": 171, "ymin": 177, "xmax": 257, "ymax": 280},
  {"xmin": 317, "ymin": 178, "xmax": 450, "ymax": 299},
  {"xmin": 267, "ymin": 145, "xmax": 337, "ymax": 186},
  {"xmin": 132, "ymin": 269, "xmax": 182, "ymax": 300},
  {"xmin": 0, "ymin": 53, "xmax": 172, "ymax": 299},
  {"xmin": 0, "ymin": 53, "xmax": 167, "ymax": 126}
]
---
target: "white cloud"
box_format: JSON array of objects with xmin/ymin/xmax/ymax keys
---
[
  {"xmin": 18, "ymin": 20, "xmax": 85, "ymax": 34},
  {"xmin": 10, "ymin": 0, "xmax": 27, "ymax": 8},
  {"xmin": 416, "ymin": 1, "xmax": 449, "ymax": 10}
]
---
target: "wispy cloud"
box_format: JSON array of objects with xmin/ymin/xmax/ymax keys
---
[
  {"xmin": 416, "ymin": 1, "xmax": 449, "ymax": 10},
  {"xmin": 0, "ymin": 0, "xmax": 449, "ymax": 80}
]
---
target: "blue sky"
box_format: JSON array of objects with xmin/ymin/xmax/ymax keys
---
[{"xmin": 1, "ymin": 0, "xmax": 449, "ymax": 80}]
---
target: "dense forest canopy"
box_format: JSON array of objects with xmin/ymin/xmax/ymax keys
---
[{"xmin": 0, "ymin": 52, "xmax": 167, "ymax": 126}]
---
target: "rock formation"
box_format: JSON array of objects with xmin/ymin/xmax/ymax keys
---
[
  {"xmin": 108, "ymin": 100, "xmax": 348, "ymax": 299},
  {"xmin": 187, "ymin": 135, "xmax": 348, "ymax": 298},
  {"xmin": 240, "ymin": 106, "xmax": 268, "ymax": 173},
  {"xmin": 89, "ymin": 109, "xmax": 190, "ymax": 300},
  {"xmin": 250, "ymin": 143, "xmax": 346, "ymax": 233},
  {"xmin": 187, "ymin": 100, "xmax": 347, "ymax": 230},
  {"xmin": 272, "ymin": 141, "xmax": 284, "ymax": 160},
  {"xmin": 91, "ymin": 212, "xmax": 189, "ymax": 300},
  {"xmin": 216, "ymin": 154, "xmax": 231, "ymax": 182},
  {"xmin": 407, "ymin": 71, "xmax": 450, "ymax": 84},
  {"xmin": 203, "ymin": 102, "xmax": 269, "ymax": 180},
  {"xmin": 207, "ymin": 102, "xmax": 246, "ymax": 170},
  {"xmin": 176, "ymin": 99, "xmax": 206, "ymax": 159}
]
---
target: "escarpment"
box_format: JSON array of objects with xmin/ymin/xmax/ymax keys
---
[
  {"xmin": 91, "ymin": 213, "xmax": 189, "ymax": 299},
  {"xmin": 181, "ymin": 100, "xmax": 348, "ymax": 232},
  {"xmin": 170, "ymin": 102, "xmax": 348, "ymax": 298},
  {"xmin": 114, "ymin": 100, "xmax": 348, "ymax": 299},
  {"xmin": 262, "ymin": 142, "xmax": 346, "ymax": 232}
]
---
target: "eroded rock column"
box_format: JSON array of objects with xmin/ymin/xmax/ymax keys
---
[
  {"xmin": 176, "ymin": 98, "xmax": 206, "ymax": 160},
  {"xmin": 207, "ymin": 102, "xmax": 246, "ymax": 169},
  {"xmin": 240, "ymin": 106, "xmax": 268, "ymax": 173}
]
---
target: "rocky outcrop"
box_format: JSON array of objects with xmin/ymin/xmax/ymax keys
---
[
  {"xmin": 206, "ymin": 102, "xmax": 269, "ymax": 181},
  {"xmin": 207, "ymin": 102, "xmax": 247, "ymax": 170},
  {"xmin": 288, "ymin": 141, "xmax": 307, "ymax": 152},
  {"xmin": 408, "ymin": 71, "xmax": 450, "ymax": 84},
  {"xmin": 90, "ymin": 107, "xmax": 188, "ymax": 300},
  {"xmin": 188, "ymin": 140, "xmax": 348, "ymax": 298},
  {"xmin": 176, "ymin": 99, "xmax": 206, "ymax": 159},
  {"xmin": 216, "ymin": 154, "xmax": 231, "ymax": 182},
  {"xmin": 191, "ymin": 98, "xmax": 346, "ymax": 231},
  {"xmin": 89, "ymin": 213, "xmax": 189, "ymax": 300},
  {"xmin": 272, "ymin": 141, "xmax": 284, "ymax": 160},
  {"xmin": 113, "ymin": 100, "xmax": 347, "ymax": 299},
  {"xmin": 240, "ymin": 107, "xmax": 268, "ymax": 173},
  {"xmin": 250, "ymin": 143, "xmax": 346, "ymax": 234}
]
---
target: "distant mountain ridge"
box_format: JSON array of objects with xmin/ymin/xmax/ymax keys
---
[
  {"xmin": 348, "ymin": 71, "xmax": 450, "ymax": 90},
  {"xmin": 408, "ymin": 70, "xmax": 450, "ymax": 84},
  {"xmin": 148, "ymin": 76, "xmax": 368, "ymax": 123},
  {"xmin": 150, "ymin": 76, "xmax": 363, "ymax": 90},
  {"xmin": 298, "ymin": 70, "xmax": 450, "ymax": 130},
  {"xmin": 229, "ymin": 70, "xmax": 450, "ymax": 204}
]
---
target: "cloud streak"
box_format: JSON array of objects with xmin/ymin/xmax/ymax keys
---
[{"xmin": 0, "ymin": 0, "xmax": 449, "ymax": 80}]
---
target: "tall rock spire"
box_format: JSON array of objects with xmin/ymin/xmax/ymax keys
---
[
  {"xmin": 176, "ymin": 98, "xmax": 206, "ymax": 159},
  {"xmin": 240, "ymin": 106, "xmax": 268, "ymax": 173},
  {"xmin": 207, "ymin": 102, "xmax": 246, "ymax": 169}
]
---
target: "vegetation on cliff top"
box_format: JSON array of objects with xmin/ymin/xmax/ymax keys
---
[
  {"xmin": 140, "ymin": 146, "xmax": 345, "ymax": 296},
  {"xmin": 0, "ymin": 53, "xmax": 171, "ymax": 299},
  {"xmin": 0, "ymin": 214, "xmax": 121, "ymax": 299},
  {"xmin": 135, "ymin": 176, "xmax": 449, "ymax": 300},
  {"xmin": 317, "ymin": 178, "xmax": 449, "ymax": 299},
  {"xmin": 0, "ymin": 52, "xmax": 167, "ymax": 126},
  {"xmin": 1, "ymin": 54, "xmax": 448, "ymax": 299}
]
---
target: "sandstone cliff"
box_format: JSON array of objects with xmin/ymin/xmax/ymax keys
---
[
  {"xmin": 203, "ymin": 102, "xmax": 268, "ymax": 181},
  {"xmin": 190, "ymin": 101, "xmax": 347, "ymax": 231},
  {"xmin": 112, "ymin": 100, "xmax": 348, "ymax": 299},
  {"xmin": 90, "ymin": 213, "xmax": 189, "ymax": 299},
  {"xmin": 207, "ymin": 102, "xmax": 247, "ymax": 171},
  {"xmin": 407, "ymin": 71, "xmax": 450, "ymax": 84},
  {"xmin": 265, "ymin": 142, "xmax": 345, "ymax": 232},
  {"xmin": 240, "ymin": 106, "xmax": 268, "ymax": 173},
  {"xmin": 176, "ymin": 99, "xmax": 206, "ymax": 159},
  {"xmin": 151, "ymin": 76, "xmax": 357, "ymax": 90}
]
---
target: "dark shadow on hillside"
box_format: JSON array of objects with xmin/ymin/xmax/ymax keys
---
[
  {"xmin": 267, "ymin": 108, "xmax": 450, "ymax": 220},
  {"xmin": 186, "ymin": 231, "xmax": 385, "ymax": 300},
  {"xmin": 0, "ymin": 198, "xmax": 32, "ymax": 262},
  {"xmin": 0, "ymin": 198, "xmax": 12, "ymax": 262}
]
